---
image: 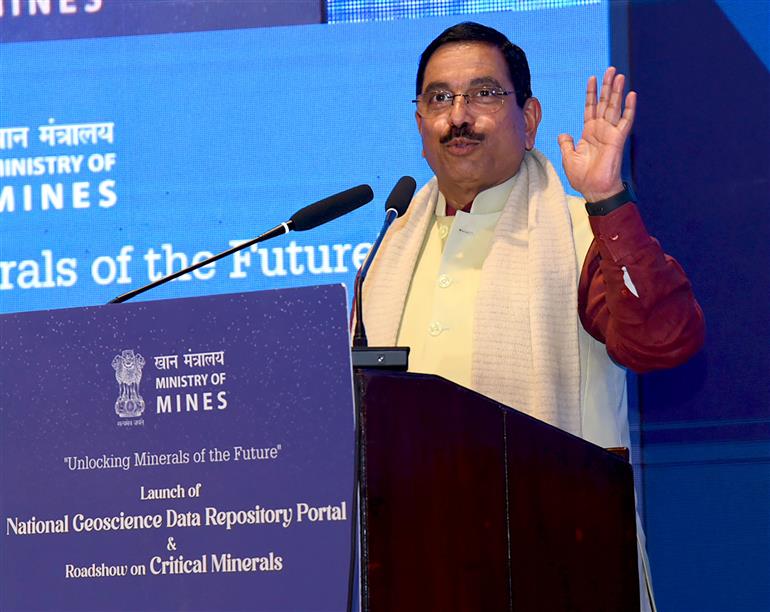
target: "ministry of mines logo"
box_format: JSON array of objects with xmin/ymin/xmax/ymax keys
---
[{"xmin": 112, "ymin": 349, "xmax": 146, "ymax": 418}]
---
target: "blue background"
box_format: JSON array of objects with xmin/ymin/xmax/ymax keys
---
[{"xmin": 0, "ymin": 5, "xmax": 607, "ymax": 312}]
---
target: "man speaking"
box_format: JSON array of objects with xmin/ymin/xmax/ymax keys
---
[{"xmin": 359, "ymin": 22, "xmax": 704, "ymax": 611}]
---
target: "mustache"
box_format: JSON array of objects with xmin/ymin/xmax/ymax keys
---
[{"xmin": 440, "ymin": 124, "xmax": 485, "ymax": 144}]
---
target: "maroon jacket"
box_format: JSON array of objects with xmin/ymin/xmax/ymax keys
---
[{"xmin": 579, "ymin": 202, "xmax": 705, "ymax": 373}]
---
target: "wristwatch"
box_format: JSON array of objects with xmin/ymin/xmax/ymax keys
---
[{"xmin": 585, "ymin": 182, "xmax": 636, "ymax": 216}]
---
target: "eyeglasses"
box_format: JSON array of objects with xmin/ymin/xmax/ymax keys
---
[{"xmin": 412, "ymin": 87, "xmax": 513, "ymax": 115}]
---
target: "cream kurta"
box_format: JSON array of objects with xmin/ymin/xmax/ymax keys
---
[{"xmin": 397, "ymin": 175, "xmax": 514, "ymax": 390}]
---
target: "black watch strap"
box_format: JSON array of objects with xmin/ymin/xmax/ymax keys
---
[{"xmin": 585, "ymin": 182, "xmax": 636, "ymax": 216}]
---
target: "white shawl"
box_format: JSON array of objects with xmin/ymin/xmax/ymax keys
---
[{"xmin": 362, "ymin": 150, "xmax": 582, "ymax": 436}]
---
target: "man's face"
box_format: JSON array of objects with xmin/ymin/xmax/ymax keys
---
[{"xmin": 416, "ymin": 42, "xmax": 541, "ymax": 203}]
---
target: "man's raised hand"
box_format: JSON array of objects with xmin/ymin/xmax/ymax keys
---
[{"xmin": 557, "ymin": 66, "xmax": 636, "ymax": 202}]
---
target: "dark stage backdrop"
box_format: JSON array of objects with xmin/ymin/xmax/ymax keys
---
[{"xmin": 628, "ymin": 1, "xmax": 770, "ymax": 610}]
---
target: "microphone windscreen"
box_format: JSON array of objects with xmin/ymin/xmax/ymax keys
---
[
  {"xmin": 385, "ymin": 176, "xmax": 417, "ymax": 217},
  {"xmin": 290, "ymin": 184, "xmax": 374, "ymax": 232}
]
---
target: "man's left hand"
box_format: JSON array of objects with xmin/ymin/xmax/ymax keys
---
[{"xmin": 557, "ymin": 66, "xmax": 636, "ymax": 202}]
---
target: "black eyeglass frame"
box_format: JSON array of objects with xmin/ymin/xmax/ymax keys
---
[{"xmin": 411, "ymin": 88, "xmax": 514, "ymax": 113}]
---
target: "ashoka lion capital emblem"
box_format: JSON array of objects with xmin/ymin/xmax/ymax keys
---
[{"xmin": 112, "ymin": 349, "xmax": 146, "ymax": 418}]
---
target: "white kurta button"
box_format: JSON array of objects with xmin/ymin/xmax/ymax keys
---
[
  {"xmin": 438, "ymin": 274, "xmax": 451, "ymax": 288},
  {"xmin": 429, "ymin": 321, "xmax": 442, "ymax": 336},
  {"xmin": 438, "ymin": 225, "xmax": 449, "ymax": 239}
]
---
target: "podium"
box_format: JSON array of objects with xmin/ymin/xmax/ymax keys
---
[{"xmin": 356, "ymin": 369, "xmax": 640, "ymax": 612}]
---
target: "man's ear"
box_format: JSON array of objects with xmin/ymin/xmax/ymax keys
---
[
  {"xmin": 415, "ymin": 111, "xmax": 426, "ymax": 157},
  {"xmin": 522, "ymin": 97, "xmax": 542, "ymax": 151}
]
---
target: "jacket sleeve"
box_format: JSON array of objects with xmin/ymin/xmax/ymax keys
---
[{"xmin": 578, "ymin": 202, "xmax": 705, "ymax": 373}]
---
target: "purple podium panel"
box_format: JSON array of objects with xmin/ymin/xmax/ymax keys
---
[{"xmin": 0, "ymin": 285, "xmax": 355, "ymax": 612}]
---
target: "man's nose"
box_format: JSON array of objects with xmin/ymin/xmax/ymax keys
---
[{"xmin": 448, "ymin": 94, "xmax": 470, "ymax": 125}]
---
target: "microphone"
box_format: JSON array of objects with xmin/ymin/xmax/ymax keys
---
[
  {"xmin": 352, "ymin": 176, "xmax": 416, "ymax": 350},
  {"xmin": 383, "ymin": 175, "xmax": 416, "ymax": 219},
  {"xmin": 347, "ymin": 177, "xmax": 415, "ymax": 612},
  {"xmin": 108, "ymin": 185, "xmax": 374, "ymax": 304},
  {"xmin": 290, "ymin": 184, "xmax": 373, "ymax": 231}
]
